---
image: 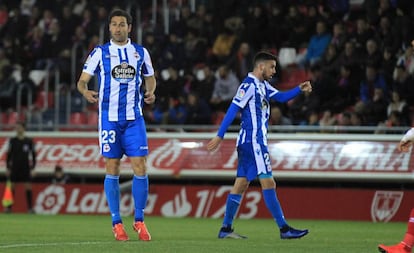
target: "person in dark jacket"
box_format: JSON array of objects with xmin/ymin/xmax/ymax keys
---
[{"xmin": 6, "ymin": 121, "xmax": 36, "ymax": 213}]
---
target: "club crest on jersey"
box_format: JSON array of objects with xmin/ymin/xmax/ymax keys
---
[{"xmin": 112, "ymin": 61, "xmax": 136, "ymax": 83}]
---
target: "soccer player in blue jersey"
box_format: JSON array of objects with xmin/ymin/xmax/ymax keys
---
[
  {"xmin": 77, "ymin": 9, "xmax": 156, "ymax": 241},
  {"xmin": 207, "ymin": 51, "xmax": 311, "ymax": 239}
]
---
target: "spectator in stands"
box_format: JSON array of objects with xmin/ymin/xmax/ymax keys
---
[
  {"xmin": 364, "ymin": 39, "xmax": 382, "ymax": 68},
  {"xmin": 186, "ymin": 4, "xmax": 209, "ymax": 38},
  {"xmin": 37, "ymin": 9, "xmax": 58, "ymax": 36},
  {"xmin": 190, "ymin": 64, "xmax": 215, "ymax": 105},
  {"xmin": 301, "ymin": 20, "xmax": 332, "ymax": 67},
  {"xmin": 359, "ymin": 63, "xmax": 388, "ymax": 104},
  {"xmin": 396, "ymin": 44, "xmax": 414, "ymax": 76},
  {"xmin": 143, "ymin": 32, "xmax": 162, "ymax": 68},
  {"xmin": 350, "ymin": 17, "xmax": 376, "ymax": 56},
  {"xmin": 361, "ymin": 87, "xmax": 388, "ymax": 126},
  {"xmin": 170, "ymin": 5, "xmax": 193, "ymax": 38},
  {"xmin": 58, "ymin": 5, "xmax": 79, "ymax": 43},
  {"xmin": 185, "ymin": 92, "xmax": 211, "ymax": 125},
  {"xmin": 269, "ymin": 106, "xmax": 292, "ymax": 127},
  {"xmin": 375, "ymin": 110, "xmax": 406, "ymax": 134},
  {"xmin": 306, "ymin": 110, "xmax": 320, "ymax": 127},
  {"xmin": 392, "ymin": 63, "xmax": 414, "ymax": 106},
  {"xmin": 243, "ymin": 4, "xmax": 268, "ymax": 51},
  {"xmin": 0, "ymin": 48, "xmax": 10, "ymax": 81},
  {"xmin": 183, "ymin": 28, "xmax": 208, "ymax": 69},
  {"xmin": 376, "ymin": 0, "xmax": 395, "ymax": 23},
  {"xmin": 79, "ymin": 8, "xmax": 97, "ymax": 38},
  {"xmin": 2, "ymin": 7, "xmax": 29, "ymax": 49},
  {"xmin": 387, "ymin": 90, "xmax": 410, "ymax": 126},
  {"xmin": 152, "ymin": 96, "xmax": 187, "ymax": 125},
  {"xmin": 1, "ymin": 35, "xmax": 20, "ymax": 66},
  {"xmin": 210, "ymin": 65, "xmax": 239, "ymax": 112},
  {"xmin": 159, "ymin": 31, "xmax": 185, "ymax": 70},
  {"xmin": 333, "ymin": 64, "xmax": 360, "ymax": 112},
  {"xmin": 284, "ymin": 5, "xmax": 308, "ymax": 49},
  {"xmin": 319, "ymin": 110, "xmax": 337, "ymax": 129},
  {"xmin": 288, "ymin": 89, "xmax": 320, "ymax": 125},
  {"xmin": 227, "ymin": 42, "xmax": 254, "ymax": 81},
  {"xmin": 376, "ymin": 16, "xmax": 400, "ymax": 55},
  {"xmin": 0, "ymin": 65, "xmax": 19, "ymax": 111},
  {"xmin": 320, "ymin": 44, "xmax": 340, "ymax": 79},
  {"xmin": 380, "ymin": 47, "xmax": 397, "ymax": 85},
  {"xmin": 308, "ymin": 63, "xmax": 337, "ymax": 113},
  {"xmin": 157, "ymin": 67, "xmax": 185, "ymax": 101},
  {"xmin": 164, "ymin": 96, "xmax": 188, "ymax": 125},
  {"xmin": 337, "ymin": 111, "xmax": 352, "ymax": 128},
  {"xmin": 18, "ymin": 67, "xmax": 37, "ymax": 108},
  {"xmin": 0, "ymin": 4, "xmax": 9, "ymax": 35},
  {"xmin": 330, "ymin": 21, "xmax": 347, "ymax": 52},
  {"xmin": 266, "ymin": 3, "xmax": 286, "ymax": 49},
  {"xmin": 210, "ymin": 26, "xmax": 238, "ymax": 66},
  {"xmin": 52, "ymin": 164, "xmax": 70, "ymax": 184},
  {"xmin": 337, "ymin": 40, "xmax": 364, "ymax": 79}
]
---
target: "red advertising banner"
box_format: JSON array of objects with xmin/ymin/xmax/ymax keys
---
[
  {"xmin": 0, "ymin": 134, "xmax": 412, "ymax": 181},
  {"xmin": 1, "ymin": 183, "xmax": 412, "ymax": 222}
]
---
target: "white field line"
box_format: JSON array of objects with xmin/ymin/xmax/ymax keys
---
[{"xmin": 0, "ymin": 241, "xmax": 112, "ymax": 249}]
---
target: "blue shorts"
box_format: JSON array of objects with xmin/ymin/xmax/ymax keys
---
[
  {"xmin": 237, "ymin": 142, "xmax": 272, "ymax": 182},
  {"xmin": 99, "ymin": 117, "xmax": 148, "ymax": 158}
]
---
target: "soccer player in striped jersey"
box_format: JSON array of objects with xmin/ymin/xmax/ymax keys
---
[
  {"xmin": 378, "ymin": 128, "xmax": 414, "ymax": 253},
  {"xmin": 207, "ymin": 51, "xmax": 311, "ymax": 239},
  {"xmin": 77, "ymin": 9, "xmax": 156, "ymax": 241}
]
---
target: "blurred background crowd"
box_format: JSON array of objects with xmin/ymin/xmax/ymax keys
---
[{"xmin": 0, "ymin": 0, "xmax": 414, "ymax": 132}]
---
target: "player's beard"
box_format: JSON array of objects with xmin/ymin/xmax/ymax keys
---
[
  {"xmin": 111, "ymin": 33, "xmax": 128, "ymax": 44},
  {"xmin": 263, "ymin": 72, "xmax": 272, "ymax": 82}
]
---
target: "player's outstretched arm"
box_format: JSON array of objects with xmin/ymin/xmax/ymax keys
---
[{"xmin": 398, "ymin": 128, "xmax": 414, "ymax": 152}]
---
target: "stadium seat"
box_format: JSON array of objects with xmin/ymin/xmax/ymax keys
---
[
  {"xmin": 87, "ymin": 111, "xmax": 98, "ymax": 126},
  {"xmin": 29, "ymin": 70, "xmax": 47, "ymax": 87},
  {"xmin": 277, "ymin": 66, "xmax": 310, "ymax": 90},
  {"xmin": 69, "ymin": 112, "xmax": 87, "ymax": 125},
  {"xmin": 212, "ymin": 111, "xmax": 225, "ymax": 125},
  {"xmin": 35, "ymin": 91, "xmax": 54, "ymax": 110},
  {"xmin": 278, "ymin": 48, "xmax": 297, "ymax": 68}
]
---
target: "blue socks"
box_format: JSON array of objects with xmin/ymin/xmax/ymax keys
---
[
  {"xmin": 104, "ymin": 175, "xmax": 121, "ymax": 226},
  {"xmin": 263, "ymin": 188, "xmax": 288, "ymax": 228},
  {"xmin": 132, "ymin": 175, "xmax": 148, "ymax": 222},
  {"xmin": 222, "ymin": 194, "xmax": 242, "ymax": 228}
]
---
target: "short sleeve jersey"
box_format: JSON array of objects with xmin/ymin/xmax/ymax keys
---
[
  {"xmin": 232, "ymin": 73, "xmax": 279, "ymax": 146},
  {"xmin": 82, "ymin": 39, "xmax": 154, "ymax": 122}
]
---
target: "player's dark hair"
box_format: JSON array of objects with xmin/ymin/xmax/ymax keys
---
[
  {"xmin": 16, "ymin": 121, "xmax": 26, "ymax": 128},
  {"xmin": 109, "ymin": 9, "xmax": 132, "ymax": 25},
  {"xmin": 253, "ymin": 51, "xmax": 277, "ymax": 66}
]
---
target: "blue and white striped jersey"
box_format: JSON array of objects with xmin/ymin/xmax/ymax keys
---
[
  {"xmin": 82, "ymin": 39, "xmax": 154, "ymax": 122},
  {"xmin": 232, "ymin": 73, "xmax": 279, "ymax": 147}
]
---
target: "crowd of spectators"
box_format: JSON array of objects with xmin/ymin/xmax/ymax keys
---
[{"xmin": 0, "ymin": 0, "xmax": 414, "ymax": 131}]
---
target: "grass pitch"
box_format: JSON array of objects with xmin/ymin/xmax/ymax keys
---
[{"xmin": 0, "ymin": 214, "xmax": 405, "ymax": 253}]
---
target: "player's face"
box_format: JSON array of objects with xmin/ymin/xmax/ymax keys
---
[
  {"xmin": 109, "ymin": 16, "xmax": 131, "ymax": 45},
  {"xmin": 261, "ymin": 60, "xmax": 277, "ymax": 81},
  {"xmin": 15, "ymin": 124, "xmax": 24, "ymax": 136}
]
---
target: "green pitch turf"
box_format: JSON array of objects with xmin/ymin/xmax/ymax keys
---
[{"xmin": 0, "ymin": 214, "xmax": 405, "ymax": 253}]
